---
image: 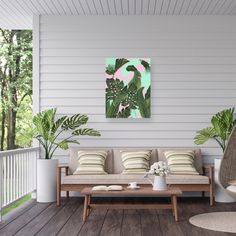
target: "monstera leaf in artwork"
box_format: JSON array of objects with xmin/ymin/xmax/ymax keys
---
[{"xmin": 106, "ymin": 58, "xmax": 129, "ymax": 75}]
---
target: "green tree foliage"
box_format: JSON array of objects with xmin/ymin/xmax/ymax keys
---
[{"xmin": 0, "ymin": 29, "xmax": 32, "ymax": 150}]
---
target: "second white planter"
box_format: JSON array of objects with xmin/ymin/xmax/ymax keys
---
[{"xmin": 37, "ymin": 159, "xmax": 58, "ymax": 203}]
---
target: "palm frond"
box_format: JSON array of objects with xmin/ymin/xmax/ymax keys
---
[
  {"xmin": 194, "ymin": 127, "xmax": 216, "ymax": 145},
  {"xmin": 62, "ymin": 114, "xmax": 88, "ymax": 130},
  {"xmin": 72, "ymin": 128, "xmax": 101, "ymax": 136}
]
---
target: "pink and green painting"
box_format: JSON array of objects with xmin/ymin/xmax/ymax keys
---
[{"xmin": 105, "ymin": 58, "xmax": 151, "ymax": 118}]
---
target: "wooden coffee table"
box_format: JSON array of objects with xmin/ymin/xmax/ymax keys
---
[{"xmin": 81, "ymin": 186, "xmax": 182, "ymax": 222}]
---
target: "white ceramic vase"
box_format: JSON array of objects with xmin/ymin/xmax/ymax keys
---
[
  {"xmin": 153, "ymin": 175, "xmax": 167, "ymax": 191},
  {"xmin": 214, "ymin": 158, "xmax": 236, "ymax": 203},
  {"xmin": 37, "ymin": 159, "xmax": 58, "ymax": 203}
]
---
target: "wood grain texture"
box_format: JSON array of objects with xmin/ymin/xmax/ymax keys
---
[
  {"xmin": 57, "ymin": 204, "xmax": 84, "ymax": 236},
  {"xmin": 15, "ymin": 200, "xmax": 67, "ymax": 236},
  {"xmin": 140, "ymin": 209, "xmax": 161, "ymax": 236},
  {"xmin": 121, "ymin": 209, "xmax": 142, "ymax": 236},
  {"xmin": 77, "ymin": 208, "xmax": 107, "ymax": 236},
  {"xmin": 36, "ymin": 198, "xmax": 79, "ymax": 236},
  {"xmin": 0, "ymin": 203, "xmax": 50, "ymax": 236},
  {"xmin": 99, "ymin": 209, "xmax": 123, "ymax": 236},
  {"xmin": 0, "ymin": 200, "xmax": 36, "ymax": 230},
  {"xmin": 2, "ymin": 197, "xmax": 236, "ymax": 236}
]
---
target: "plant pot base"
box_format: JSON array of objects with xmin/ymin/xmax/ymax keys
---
[{"xmin": 37, "ymin": 159, "xmax": 58, "ymax": 203}]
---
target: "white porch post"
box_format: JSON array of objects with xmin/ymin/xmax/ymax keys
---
[{"xmin": 32, "ymin": 14, "xmax": 40, "ymax": 200}]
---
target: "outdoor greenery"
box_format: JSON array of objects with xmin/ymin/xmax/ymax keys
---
[
  {"xmin": 33, "ymin": 108, "xmax": 101, "ymax": 159},
  {"xmin": 3, "ymin": 194, "xmax": 31, "ymax": 216},
  {"xmin": 194, "ymin": 108, "xmax": 236, "ymax": 152},
  {"xmin": 0, "ymin": 29, "xmax": 32, "ymax": 150}
]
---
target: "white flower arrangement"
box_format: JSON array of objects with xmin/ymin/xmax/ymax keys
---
[{"xmin": 149, "ymin": 161, "xmax": 169, "ymax": 177}]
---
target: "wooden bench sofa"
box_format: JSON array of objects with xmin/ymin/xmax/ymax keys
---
[{"xmin": 57, "ymin": 148, "xmax": 214, "ymax": 206}]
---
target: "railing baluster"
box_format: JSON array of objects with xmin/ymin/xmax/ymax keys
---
[
  {"xmin": 10, "ymin": 155, "xmax": 13, "ymax": 203},
  {"xmin": 27, "ymin": 152, "xmax": 29, "ymax": 193},
  {"xmin": 16, "ymin": 154, "xmax": 19, "ymax": 199},
  {"xmin": 7, "ymin": 155, "xmax": 10, "ymax": 205},
  {"xmin": 3, "ymin": 157, "xmax": 6, "ymax": 207},
  {"xmin": 0, "ymin": 147, "xmax": 39, "ymax": 213},
  {"xmin": 13, "ymin": 155, "xmax": 15, "ymax": 200}
]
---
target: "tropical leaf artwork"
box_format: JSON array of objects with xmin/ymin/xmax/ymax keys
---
[{"xmin": 105, "ymin": 58, "xmax": 151, "ymax": 118}]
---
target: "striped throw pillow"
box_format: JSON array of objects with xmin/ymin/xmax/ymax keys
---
[
  {"xmin": 73, "ymin": 150, "xmax": 108, "ymax": 175},
  {"xmin": 165, "ymin": 151, "xmax": 199, "ymax": 175},
  {"xmin": 121, "ymin": 150, "xmax": 152, "ymax": 174}
]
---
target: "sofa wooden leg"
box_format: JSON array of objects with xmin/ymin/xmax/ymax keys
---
[
  {"xmin": 66, "ymin": 191, "xmax": 69, "ymax": 198},
  {"xmin": 202, "ymin": 191, "xmax": 205, "ymax": 197},
  {"xmin": 57, "ymin": 167, "xmax": 61, "ymax": 206},
  {"xmin": 210, "ymin": 185, "xmax": 214, "ymax": 206},
  {"xmin": 57, "ymin": 191, "xmax": 61, "ymax": 206}
]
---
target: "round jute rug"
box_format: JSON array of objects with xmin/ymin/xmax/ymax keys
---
[{"xmin": 189, "ymin": 212, "xmax": 236, "ymax": 233}]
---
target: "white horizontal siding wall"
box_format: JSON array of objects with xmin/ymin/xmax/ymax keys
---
[{"xmin": 37, "ymin": 16, "xmax": 236, "ymax": 164}]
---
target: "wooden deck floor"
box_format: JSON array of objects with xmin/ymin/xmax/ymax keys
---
[{"xmin": 0, "ymin": 197, "xmax": 235, "ymax": 236}]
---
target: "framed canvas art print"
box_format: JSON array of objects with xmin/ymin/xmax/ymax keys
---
[{"xmin": 105, "ymin": 58, "xmax": 151, "ymax": 118}]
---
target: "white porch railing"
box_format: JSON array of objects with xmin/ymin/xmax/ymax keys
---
[{"xmin": 0, "ymin": 147, "xmax": 39, "ymax": 220}]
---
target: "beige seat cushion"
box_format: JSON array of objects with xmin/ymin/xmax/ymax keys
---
[
  {"xmin": 68, "ymin": 148, "xmax": 113, "ymax": 174},
  {"xmin": 113, "ymin": 148, "xmax": 157, "ymax": 174},
  {"xmin": 166, "ymin": 175, "xmax": 209, "ymax": 184},
  {"xmin": 61, "ymin": 174, "xmax": 209, "ymax": 185},
  {"xmin": 157, "ymin": 148, "xmax": 203, "ymax": 175}
]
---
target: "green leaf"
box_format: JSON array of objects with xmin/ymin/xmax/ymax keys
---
[
  {"xmin": 194, "ymin": 107, "xmax": 236, "ymax": 151},
  {"xmin": 72, "ymin": 128, "xmax": 101, "ymax": 136},
  {"xmin": 117, "ymin": 107, "xmax": 131, "ymax": 118},
  {"xmin": 127, "ymin": 67, "xmax": 141, "ymax": 89},
  {"xmin": 136, "ymin": 87, "xmax": 150, "ymax": 118},
  {"xmin": 194, "ymin": 127, "xmax": 216, "ymax": 145},
  {"xmin": 145, "ymin": 86, "xmax": 151, "ymax": 100},
  {"xmin": 52, "ymin": 116, "xmax": 67, "ymax": 133},
  {"xmin": 32, "ymin": 108, "xmax": 101, "ymax": 159},
  {"xmin": 115, "ymin": 58, "xmax": 129, "ymax": 71},
  {"xmin": 106, "ymin": 101, "xmax": 119, "ymax": 118},
  {"xmin": 57, "ymin": 141, "xmax": 69, "ymax": 150},
  {"xmin": 62, "ymin": 114, "xmax": 88, "ymax": 130},
  {"xmin": 140, "ymin": 59, "xmax": 150, "ymax": 72},
  {"xmin": 105, "ymin": 64, "xmax": 115, "ymax": 75},
  {"xmin": 65, "ymin": 140, "xmax": 80, "ymax": 145}
]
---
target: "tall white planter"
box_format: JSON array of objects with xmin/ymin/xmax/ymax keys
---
[
  {"xmin": 153, "ymin": 176, "xmax": 167, "ymax": 191},
  {"xmin": 214, "ymin": 158, "xmax": 236, "ymax": 203},
  {"xmin": 37, "ymin": 159, "xmax": 58, "ymax": 203}
]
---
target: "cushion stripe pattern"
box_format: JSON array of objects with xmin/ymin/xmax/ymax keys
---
[
  {"xmin": 73, "ymin": 150, "xmax": 108, "ymax": 175},
  {"xmin": 121, "ymin": 150, "xmax": 152, "ymax": 174},
  {"xmin": 164, "ymin": 151, "xmax": 199, "ymax": 175}
]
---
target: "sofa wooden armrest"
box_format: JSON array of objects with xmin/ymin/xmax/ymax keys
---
[
  {"xmin": 203, "ymin": 165, "xmax": 214, "ymax": 180},
  {"xmin": 57, "ymin": 165, "xmax": 69, "ymax": 206},
  {"xmin": 203, "ymin": 165, "xmax": 214, "ymax": 206}
]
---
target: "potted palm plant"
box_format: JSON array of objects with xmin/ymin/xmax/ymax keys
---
[
  {"xmin": 194, "ymin": 108, "xmax": 236, "ymax": 152},
  {"xmin": 33, "ymin": 108, "xmax": 100, "ymax": 202},
  {"xmin": 194, "ymin": 107, "xmax": 236, "ymax": 202}
]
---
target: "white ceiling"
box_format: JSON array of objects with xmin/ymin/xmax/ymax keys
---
[{"xmin": 0, "ymin": 0, "xmax": 236, "ymax": 29}]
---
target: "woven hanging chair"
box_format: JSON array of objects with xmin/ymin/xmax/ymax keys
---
[{"xmin": 219, "ymin": 125, "xmax": 236, "ymax": 197}]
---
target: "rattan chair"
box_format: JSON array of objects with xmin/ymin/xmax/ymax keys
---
[{"xmin": 219, "ymin": 125, "xmax": 236, "ymax": 197}]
